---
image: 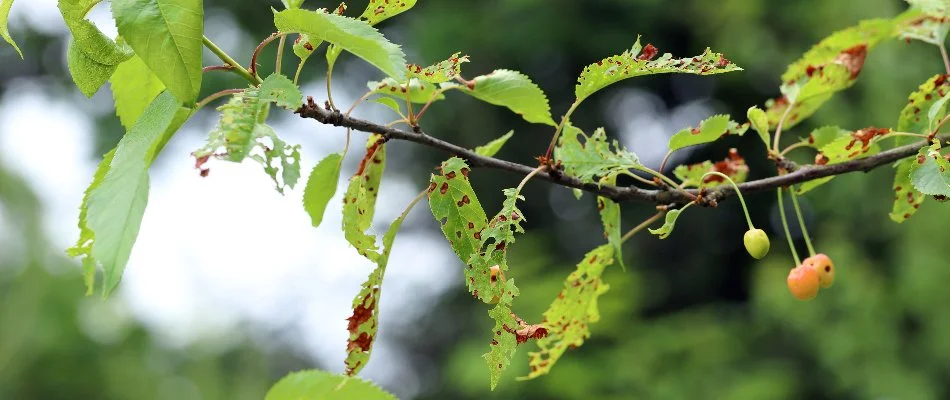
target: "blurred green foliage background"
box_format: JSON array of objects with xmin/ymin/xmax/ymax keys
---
[{"xmin": 2, "ymin": 0, "xmax": 949, "ymax": 399}]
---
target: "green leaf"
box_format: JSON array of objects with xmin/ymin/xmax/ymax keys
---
[
  {"xmin": 443, "ymin": 70, "xmax": 556, "ymax": 126},
  {"xmin": 667, "ymin": 114, "xmax": 748, "ymax": 152},
  {"xmin": 368, "ymin": 78, "xmax": 444, "ymax": 104},
  {"xmin": 899, "ymin": 74, "xmax": 950, "ymax": 142},
  {"xmin": 58, "ymin": 1, "xmax": 134, "ymax": 66},
  {"xmin": 110, "ymin": 54, "xmax": 165, "ymax": 130},
  {"xmin": 67, "ymin": 41, "xmax": 120, "ymax": 97},
  {"xmin": 408, "ymin": 52, "xmax": 469, "ymax": 84},
  {"xmin": 345, "ymin": 195, "xmax": 418, "ymax": 376},
  {"xmin": 66, "ymin": 148, "xmax": 115, "ymax": 295},
  {"xmin": 747, "ymin": 106, "xmax": 770, "ymax": 147},
  {"xmin": 428, "ymin": 157, "xmax": 489, "ymax": 293},
  {"xmin": 649, "ymin": 207, "xmax": 688, "ymax": 239},
  {"xmin": 265, "ymin": 370, "xmax": 396, "ymax": 400},
  {"xmin": 597, "ymin": 176, "xmax": 624, "ymax": 270},
  {"xmin": 800, "ymin": 125, "xmax": 849, "ymax": 149},
  {"xmin": 575, "ymin": 37, "xmax": 741, "ymax": 104},
  {"xmin": 554, "ymin": 125, "xmax": 642, "ymax": 184},
  {"xmin": 521, "ymin": 245, "xmax": 614, "ymax": 380},
  {"xmin": 259, "ymin": 73, "xmax": 303, "ymax": 110},
  {"xmin": 274, "ymin": 8, "xmax": 407, "ymax": 80},
  {"xmin": 911, "ymin": 143, "xmax": 950, "ymax": 196},
  {"xmin": 1, "ymin": 0, "xmax": 22, "ymax": 58},
  {"xmin": 890, "ymin": 157, "xmax": 927, "ymax": 223},
  {"xmin": 359, "ymin": 0, "xmax": 416, "ymax": 26},
  {"xmin": 342, "ymin": 136, "xmax": 387, "ymax": 262},
  {"xmin": 68, "ymin": 91, "xmax": 193, "ymax": 296},
  {"xmin": 302, "ymin": 153, "xmax": 343, "ymax": 228},
  {"xmin": 370, "ymin": 97, "xmax": 404, "ymax": 116},
  {"xmin": 474, "ymin": 130, "xmax": 514, "ymax": 157},
  {"xmin": 112, "ymin": 0, "xmax": 204, "ymax": 104},
  {"xmin": 280, "ymin": 0, "xmax": 304, "ymax": 9},
  {"xmin": 673, "ymin": 149, "xmax": 749, "ymax": 188}
]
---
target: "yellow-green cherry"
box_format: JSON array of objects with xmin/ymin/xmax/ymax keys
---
[
  {"xmin": 743, "ymin": 228, "xmax": 771, "ymax": 259},
  {"xmin": 699, "ymin": 171, "xmax": 769, "ymax": 260}
]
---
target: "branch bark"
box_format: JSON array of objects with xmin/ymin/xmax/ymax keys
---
[{"xmin": 296, "ymin": 97, "xmax": 942, "ymax": 207}]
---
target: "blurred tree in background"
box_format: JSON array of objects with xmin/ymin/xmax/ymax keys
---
[{"xmin": 2, "ymin": 0, "xmax": 949, "ymax": 399}]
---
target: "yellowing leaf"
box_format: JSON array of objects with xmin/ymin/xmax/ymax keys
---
[
  {"xmin": 359, "ymin": 0, "xmax": 416, "ymax": 26},
  {"xmin": 2, "ymin": 0, "xmax": 22, "ymax": 58},
  {"xmin": 342, "ymin": 136, "xmax": 387, "ymax": 261},
  {"xmin": 890, "ymin": 157, "xmax": 927, "ymax": 223},
  {"xmin": 407, "ymin": 52, "xmax": 469, "ymax": 84},
  {"xmin": 521, "ymin": 245, "xmax": 614, "ymax": 380}
]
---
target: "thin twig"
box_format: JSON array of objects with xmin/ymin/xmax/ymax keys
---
[
  {"xmin": 939, "ymin": 42, "xmax": 950, "ymax": 75},
  {"xmin": 196, "ymin": 88, "xmax": 243, "ymax": 109},
  {"xmin": 296, "ymin": 98, "xmax": 948, "ymax": 207},
  {"xmin": 249, "ymin": 32, "xmax": 284, "ymax": 79}
]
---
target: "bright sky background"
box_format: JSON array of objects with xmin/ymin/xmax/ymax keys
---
[{"xmin": 0, "ymin": 2, "xmax": 714, "ymax": 398}]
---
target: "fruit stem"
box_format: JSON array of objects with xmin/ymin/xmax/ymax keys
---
[
  {"xmin": 621, "ymin": 211, "xmax": 666, "ymax": 243},
  {"xmin": 789, "ymin": 189, "xmax": 816, "ymax": 257},
  {"xmin": 515, "ymin": 165, "xmax": 548, "ymax": 196},
  {"xmin": 701, "ymin": 171, "xmax": 754, "ymax": 230},
  {"xmin": 777, "ymin": 187, "xmax": 801, "ymax": 266}
]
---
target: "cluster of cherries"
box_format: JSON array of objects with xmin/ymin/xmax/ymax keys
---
[{"xmin": 743, "ymin": 228, "xmax": 835, "ymax": 301}]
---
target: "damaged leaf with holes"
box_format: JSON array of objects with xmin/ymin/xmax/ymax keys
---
[
  {"xmin": 575, "ymin": 37, "xmax": 741, "ymax": 104},
  {"xmin": 345, "ymin": 197, "xmax": 413, "ymax": 376},
  {"xmin": 667, "ymin": 114, "xmax": 748, "ymax": 152},
  {"xmin": 674, "ymin": 149, "xmax": 749, "ymax": 188},
  {"xmin": 466, "ymin": 188, "xmax": 527, "ymax": 304},
  {"xmin": 555, "ymin": 125, "xmax": 642, "ymax": 184},
  {"xmin": 259, "ymin": 73, "xmax": 303, "ymax": 110},
  {"xmin": 441, "ymin": 69, "xmax": 556, "ymax": 126},
  {"xmin": 521, "ymin": 244, "xmax": 614, "ymax": 380},
  {"xmin": 192, "ymin": 88, "xmax": 301, "ymax": 194},
  {"xmin": 343, "ymin": 136, "xmax": 387, "ymax": 262}
]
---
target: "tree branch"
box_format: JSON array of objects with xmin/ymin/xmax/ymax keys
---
[{"xmin": 296, "ymin": 96, "xmax": 943, "ymax": 207}]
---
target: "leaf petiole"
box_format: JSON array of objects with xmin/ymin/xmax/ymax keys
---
[{"xmin": 203, "ymin": 35, "xmax": 259, "ymax": 85}]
